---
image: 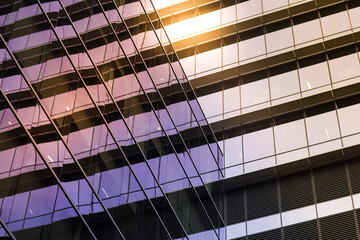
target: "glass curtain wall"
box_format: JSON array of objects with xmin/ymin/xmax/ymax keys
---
[{"xmin": 0, "ymin": 0, "xmax": 224, "ymax": 239}]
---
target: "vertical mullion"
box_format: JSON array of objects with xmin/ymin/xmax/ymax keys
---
[
  {"xmin": 34, "ymin": 1, "xmax": 176, "ymax": 239},
  {"xmin": 0, "ymin": 86, "xmax": 97, "ymax": 240},
  {"xmin": 109, "ymin": 0, "xmax": 226, "ymax": 230},
  {"xmin": 0, "ymin": 216, "xmax": 16, "ymax": 240},
  {"xmin": 1, "ymin": 26, "xmax": 128, "ymax": 238},
  {"xmin": 146, "ymin": 0, "xmax": 224, "ymax": 169},
  {"xmin": 96, "ymin": 0, "xmax": 223, "ymax": 237}
]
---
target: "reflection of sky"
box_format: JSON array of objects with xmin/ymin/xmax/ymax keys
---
[
  {"xmin": 0, "ymin": 0, "xmax": 225, "ymax": 236},
  {"xmin": 0, "ymin": 157, "xmax": 221, "ymax": 233}
]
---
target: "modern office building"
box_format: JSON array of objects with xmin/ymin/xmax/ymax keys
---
[
  {"xmin": 0, "ymin": 0, "xmax": 225, "ymax": 239},
  {"xmin": 1, "ymin": 0, "xmax": 360, "ymax": 239}
]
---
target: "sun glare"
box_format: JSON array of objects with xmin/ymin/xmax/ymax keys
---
[{"xmin": 164, "ymin": 10, "xmax": 221, "ymax": 41}]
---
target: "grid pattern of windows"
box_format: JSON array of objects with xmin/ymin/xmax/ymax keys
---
[
  {"xmin": 140, "ymin": 0, "xmax": 360, "ymax": 239},
  {"xmin": 0, "ymin": 0, "xmax": 224, "ymax": 239},
  {"xmin": 2, "ymin": 0, "xmax": 360, "ymax": 239}
]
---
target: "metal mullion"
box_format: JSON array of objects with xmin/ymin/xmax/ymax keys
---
[
  {"xmin": 56, "ymin": 1, "xmax": 191, "ymax": 238},
  {"xmin": 0, "ymin": 216, "xmax": 16, "ymax": 240},
  {"xmin": 59, "ymin": 1, "xmax": 190, "ymax": 238},
  {"xmin": 0, "ymin": 88, "xmax": 97, "ymax": 240},
  {"xmin": 95, "ymin": 1, "xmax": 223, "ymax": 237},
  {"xmin": 109, "ymin": 0, "xmax": 225, "ymax": 228},
  {"xmin": 1, "ymin": 30, "xmax": 126, "ymax": 239},
  {"xmin": 138, "ymin": 0, "xmax": 225, "ymax": 186},
  {"xmin": 35, "ymin": 1, "xmax": 175, "ymax": 239},
  {"xmin": 143, "ymin": 0, "xmax": 224, "ymax": 172}
]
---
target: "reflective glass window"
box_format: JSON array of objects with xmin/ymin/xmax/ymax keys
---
[
  {"xmin": 223, "ymin": 43, "xmax": 238, "ymax": 67},
  {"xmin": 317, "ymin": 196, "xmax": 353, "ymax": 218},
  {"xmin": 266, "ymin": 27, "xmax": 293, "ymax": 53},
  {"xmin": 338, "ymin": 104, "xmax": 360, "ymax": 136},
  {"xmin": 247, "ymin": 214, "xmax": 281, "ymax": 235},
  {"xmin": 237, "ymin": 0, "xmax": 262, "ymax": 20},
  {"xmin": 196, "ymin": 48, "xmax": 221, "ymax": 74},
  {"xmin": 239, "ymin": 35, "xmax": 266, "ymax": 60},
  {"xmin": 222, "ymin": 5, "xmax": 237, "ymax": 25},
  {"xmin": 198, "ymin": 91, "xmax": 222, "ymax": 118},
  {"xmin": 293, "ymin": 19, "xmax": 322, "ymax": 45},
  {"xmin": 274, "ymin": 120, "xmax": 307, "ymax": 154},
  {"xmin": 223, "ymin": 86, "xmax": 240, "ymax": 114},
  {"xmin": 328, "ymin": 53, "xmax": 360, "ymax": 83},
  {"xmin": 179, "ymin": 55, "xmax": 195, "ymax": 77},
  {"xmin": 241, "ymin": 78, "xmax": 269, "ymax": 108},
  {"xmin": 262, "ymin": 0, "xmax": 288, "ymax": 12},
  {"xmin": 349, "ymin": 7, "xmax": 360, "ymax": 28},
  {"xmin": 299, "ymin": 62, "xmax": 330, "ymax": 92},
  {"xmin": 320, "ymin": 11, "xmax": 351, "ymax": 37},
  {"xmin": 306, "ymin": 111, "xmax": 341, "ymax": 145},
  {"xmin": 282, "ymin": 205, "xmax": 317, "ymax": 226},
  {"xmin": 270, "ymin": 70, "xmax": 300, "ymax": 100},
  {"xmin": 224, "ymin": 136, "xmax": 243, "ymax": 168},
  {"xmin": 243, "ymin": 128, "xmax": 275, "ymax": 162}
]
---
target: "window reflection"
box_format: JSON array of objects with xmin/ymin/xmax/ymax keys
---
[
  {"xmin": 239, "ymin": 35, "xmax": 266, "ymax": 61},
  {"xmin": 299, "ymin": 62, "xmax": 331, "ymax": 93},
  {"xmin": 237, "ymin": 0, "xmax": 262, "ymax": 20},
  {"xmin": 328, "ymin": 53, "xmax": 360, "ymax": 83},
  {"xmin": 320, "ymin": 11, "xmax": 351, "ymax": 38},
  {"xmin": 274, "ymin": 120, "xmax": 307, "ymax": 154},
  {"xmin": 241, "ymin": 78, "xmax": 269, "ymax": 108},
  {"xmin": 243, "ymin": 128, "xmax": 274, "ymax": 162},
  {"xmin": 293, "ymin": 19, "xmax": 322, "ymax": 45}
]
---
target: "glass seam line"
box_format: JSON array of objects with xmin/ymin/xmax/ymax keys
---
[
  {"xmin": 0, "ymin": 79, "xmax": 97, "ymax": 240},
  {"xmin": 95, "ymin": 0, "xmax": 222, "ymax": 236},
  {"xmin": 0, "ymin": 216, "xmax": 16, "ymax": 239},
  {"xmin": 53, "ymin": 0, "xmax": 191, "ymax": 238},
  {"xmin": 35, "ymin": 1, "xmax": 174, "ymax": 238},
  {"xmin": 126, "ymin": 0, "xmax": 226, "ymax": 227},
  {"xmin": 2, "ymin": 21, "xmax": 129, "ymax": 238},
  {"xmin": 147, "ymin": 0, "xmax": 224, "ymax": 161},
  {"xmin": 55, "ymin": 1, "xmax": 193, "ymax": 239},
  {"xmin": 139, "ymin": 0, "xmax": 226, "ymax": 206},
  {"xmin": 0, "ymin": 32, "xmax": 120, "ymax": 239},
  {"xmin": 58, "ymin": 0, "xmax": 208, "ymax": 238}
]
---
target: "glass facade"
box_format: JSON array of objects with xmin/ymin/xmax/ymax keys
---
[
  {"xmin": 145, "ymin": 0, "xmax": 360, "ymax": 239},
  {"xmin": 0, "ymin": 0, "xmax": 224, "ymax": 239},
  {"xmin": 2, "ymin": 0, "xmax": 360, "ymax": 239}
]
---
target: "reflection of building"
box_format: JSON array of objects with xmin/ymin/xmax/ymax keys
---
[
  {"xmin": 2, "ymin": 0, "xmax": 360, "ymax": 239},
  {"xmin": 0, "ymin": 1, "xmax": 224, "ymax": 239}
]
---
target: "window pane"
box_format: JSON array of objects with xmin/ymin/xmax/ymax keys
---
[
  {"xmin": 321, "ymin": 11, "xmax": 351, "ymax": 37},
  {"xmin": 266, "ymin": 27, "xmax": 293, "ymax": 53},
  {"xmin": 224, "ymin": 86, "xmax": 240, "ymax": 113},
  {"xmin": 244, "ymin": 128, "xmax": 275, "ymax": 162},
  {"xmin": 224, "ymin": 136, "xmax": 243, "ymax": 167},
  {"xmin": 274, "ymin": 120, "xmax": 307, "ymax": 153},
  {"xmin": 349, "ymin": 7, "xmax": 360, "ymax": 28},
  {"xmin": 262, "ymin": 0, "xmax": 288, "ymax": 12},
  {"xmin": 338, "ymin": 104, "xmax": 360, "ymax": 136},
  {"xmin": 198, "ymin": 91, "xmax": 222, "ymax": 118},
  {"xmin": 237, "ymin": 0, "xmax": 262, "ymax": 20},
  {"xmin": 239, "ymin": 35, "xmax": 265, "ymax": 60},
  {"xmin": 306, "ymin": 111, "xmax": 340, "ymax": 145},
  {"xmin": 270, "ymin": 70, "xmax": 300, "ymax": 100},
  {"xmin": 196, "ymin": 48, "xmax": 221, "ymax": 74},
  {"xmin": 241, "ymin": 79, "xmax": 269, "ymax": 108},
  {"xmin": 299, "ymin": 62, "xmax": 330, "ymax": 92},
  {"xmin": 329, "ymin": 53, "xmax": 360, "ymax": 83},
  {"xmin": 293, "ymin": 19, "xmax": 322, "ymax": 45},
  {"xmin": 223, "ymin": 43, "xmax": 238, "ymax": 66}
]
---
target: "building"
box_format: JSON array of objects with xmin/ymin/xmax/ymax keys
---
[
  {"xmin": 1, "ymin": 0, "xmax": 360, "ymax": 239},
  {"xmin": 0, "ymin": 0, "xmax": 224, "ymax": 239}
]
